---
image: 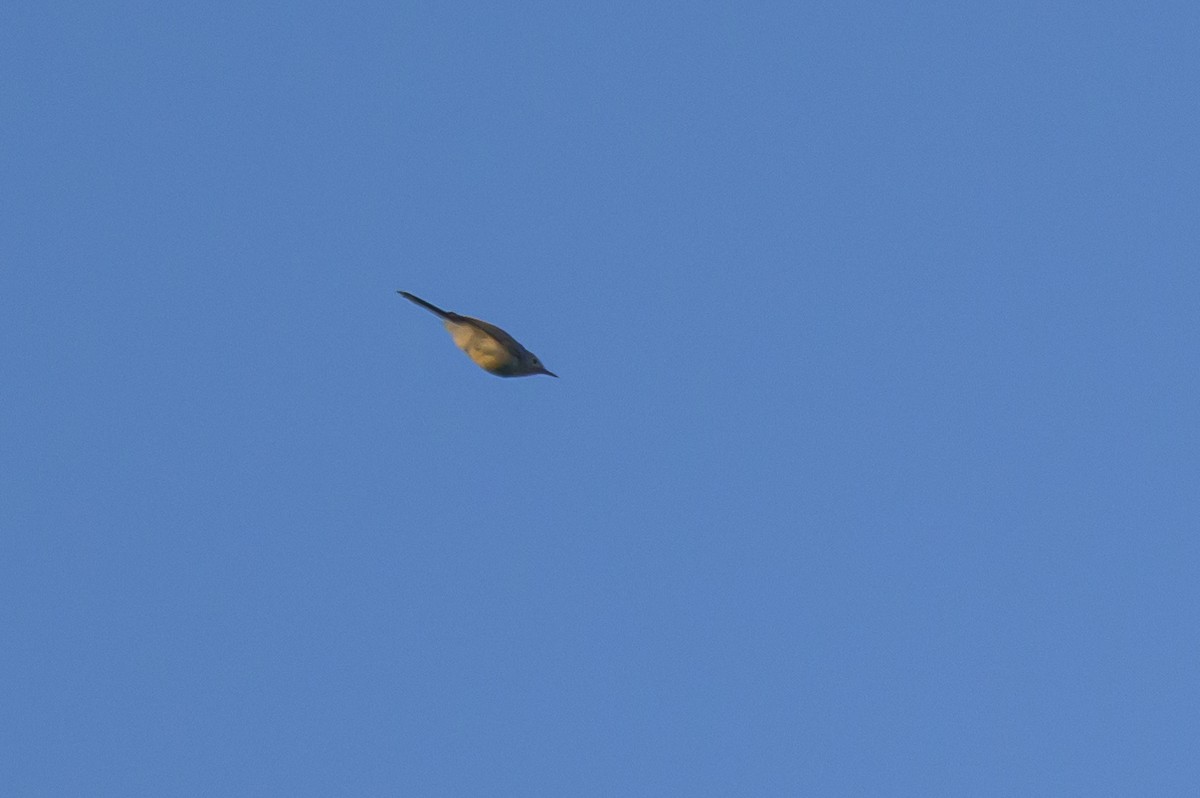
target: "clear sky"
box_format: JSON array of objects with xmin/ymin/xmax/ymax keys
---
[{"xmin": 3, "ymin": 2, "xmax": 1197, "ymax": 795}]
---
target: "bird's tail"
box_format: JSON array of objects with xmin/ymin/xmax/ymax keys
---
[{"xmin": 398, "ymin": 291, "xmax": 454, "ymax": 319}]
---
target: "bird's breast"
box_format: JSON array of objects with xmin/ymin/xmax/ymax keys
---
[{"xmin": 445, "ymin": 321, "xmax": 516, "ymax": 374}]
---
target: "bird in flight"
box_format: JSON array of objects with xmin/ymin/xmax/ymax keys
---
[{"xmin": 398, "ymin": 291, "xmax": 558, "ymax": 378}]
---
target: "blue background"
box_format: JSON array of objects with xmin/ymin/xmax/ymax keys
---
[{"xmin": 3, "ymin": 2, "xmax": 1198, "ymax": 794}]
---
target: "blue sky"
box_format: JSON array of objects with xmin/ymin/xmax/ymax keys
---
[{"xmin": 3, "ymin": 1, "xmax": 1197, "ymax": 794}]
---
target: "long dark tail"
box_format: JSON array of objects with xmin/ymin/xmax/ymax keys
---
[{"xmin": 398, "ymin": 291, "xmax": 454, "ymax": 319}]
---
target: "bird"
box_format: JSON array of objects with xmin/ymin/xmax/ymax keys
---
[{"xmin": 397, "ymin": 291, "xmax": 558, "ymax": 378}]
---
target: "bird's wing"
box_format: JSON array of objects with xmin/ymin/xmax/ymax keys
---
[{"xmin": 460, "ymin": 316, "xmax": 524, "ymax": 352}]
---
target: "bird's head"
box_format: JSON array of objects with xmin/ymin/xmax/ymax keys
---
[{"xmin": 525, "ymin": 354, "xmax": 557, "ymax": 378}]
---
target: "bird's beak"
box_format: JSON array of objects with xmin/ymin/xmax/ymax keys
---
[{"xmin": 541, "ymin": 367, "xmax": 559, "ymax": 378}]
